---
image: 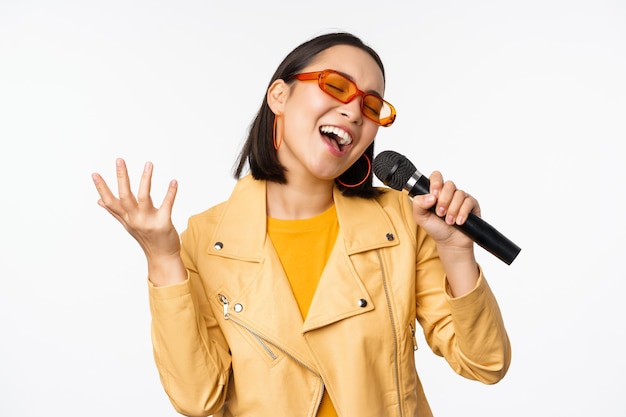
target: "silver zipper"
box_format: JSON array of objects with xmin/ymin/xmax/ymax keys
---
[
  {"xmin": 218, "ymin": 294, "xmax": 230, "ymax": 319},
  {"xmin": 377, "ymin": 250, "xmax": 403, "ymax": 417},
  {"xmin": 218, "ymin": 294, "xmax": 275, "ymax": 358},
  {"xmin": 217, "ymin": 293, "xmax": 325, "ymax": 415},
  {"xmin": 409, "ymin": 322, "xmax": 418, "ymax": 351}
]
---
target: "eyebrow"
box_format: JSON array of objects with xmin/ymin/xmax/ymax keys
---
[{"xmin": 336, "ymin": 69, "xmax": 384, "ymax": 98}]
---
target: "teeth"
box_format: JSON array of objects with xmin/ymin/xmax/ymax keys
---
[{"xmin": 320, "ymin": 125, "xmax": 353, "ymax": 146}]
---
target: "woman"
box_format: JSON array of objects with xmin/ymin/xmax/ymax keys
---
[{"xmin": 92, "ymin": 32, "xmax": 511, "ymax": 417}]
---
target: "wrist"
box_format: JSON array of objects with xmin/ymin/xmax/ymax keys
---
[
  {"xmin": 146, "ymin": 253, "xmax": 187, "ymax": 287},
  {"xmin": 437, "ymin": 246, "xmax": 479, "ymax": 297}
]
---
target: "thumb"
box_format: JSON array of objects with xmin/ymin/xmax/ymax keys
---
[{"xmin": 411, "ymin": 193, "xmax": 436, "ymax": 217}]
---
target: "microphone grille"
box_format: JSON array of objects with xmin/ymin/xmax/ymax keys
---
[{"xmin": 373, "ymin": 150, "xmax": 416, "ymax": 191}]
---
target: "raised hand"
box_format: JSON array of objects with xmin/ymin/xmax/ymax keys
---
[{"xmin": 92, "ymin": 158, "xmax": 186, "ymax": 286}]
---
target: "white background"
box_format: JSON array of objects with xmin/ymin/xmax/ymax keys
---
[{"xmin": 1, "ymin": 1, "xmax": 625, "ymax": 416}]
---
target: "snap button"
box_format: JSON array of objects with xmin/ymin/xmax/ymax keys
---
[
  {"xmin": 386, "ymin": 233, "xmax": 395, "ymax": 241},
  {"xmin": 214, "ymin": 242, "xmax": 223, "ymax": 250},
  {"xmin": 234, "ymin": 303, "xmax": 243, "ymax": 313},
  {"xmin": 358, "ymin": 299, "xmax": 367, "ymax": 308}
]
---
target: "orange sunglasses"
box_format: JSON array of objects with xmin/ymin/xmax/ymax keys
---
[{"xmin": 290, "ymin": 69, "xmax": 396, "ymax": 127}]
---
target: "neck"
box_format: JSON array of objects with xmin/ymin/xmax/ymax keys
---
[{"xmin": 266, "ymin": 177, "xmax": 335, "ymax": 220}]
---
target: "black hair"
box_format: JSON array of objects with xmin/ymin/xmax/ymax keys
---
[{"xmin": 233, "ymin": 32, "xmax": 386, "ymax": 198}]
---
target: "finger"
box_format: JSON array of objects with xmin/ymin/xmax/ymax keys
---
[
  {"xmin": 92, "ymin": 172, "xmax": 122, "ymax": 211},
  {"xmin": 116, "ymin": 158, "xmax": 135, "ymax": 200},
  {"xmin": 445, "ymin": 189, "xmax": 469, "ymax": 225},
  {"xmin": 96, "ymin": 198, "xmax": 127, "ymax": 225},
  {"xmin": 159, "ymin": 179, "xmax": 179, "ymax": 214},
  {"xmin": 137, "ymin": 161, "xmax": 154, "ymax": 208},
  {"xmin": 435, "ymin": 180, "xmax": 457, "ymax": 220},
  {"xmin": 92, "ymin": 172, "xmax": 113, "ymax": 201},
  {"xmin": 456, "ymin": 194, "xmax": 480, "ymax": 225},
  {"xmin": 115, "ymin": 158, "xmax": 138, "ymax": 211},
  {"xmin": 412, "ymin": 193, "xmax": 437, "ymax": 213},
  {"xmin": 428, "ymin": 171, "xmax": 444, "ymax": 197}
]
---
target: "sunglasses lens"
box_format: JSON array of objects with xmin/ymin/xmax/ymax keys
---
[
  {"xmin": 321, "ymin": 72, "xmax": 356, "ymax": 102},
  {"xmin": 363, "ymin": 96, "xmax": 383, "ymax": 120}
]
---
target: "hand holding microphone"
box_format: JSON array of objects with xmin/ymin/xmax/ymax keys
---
[{"xmin": 372, "ymin": 150, "xmax": 521, "ymax": 265}]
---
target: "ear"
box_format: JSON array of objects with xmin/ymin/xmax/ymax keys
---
[{"xmin": 267, "ymin": 79, "xmax": 288, "ymax": 115}]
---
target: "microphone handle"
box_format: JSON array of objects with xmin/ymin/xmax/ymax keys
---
[{"xmin": 408, "ymin": 175, "xmax": 521, "ymax": 265}]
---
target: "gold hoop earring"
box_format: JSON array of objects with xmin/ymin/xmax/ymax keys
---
[
  {"xmin": 273, "ymin": 114, "xmax": 283, "ymax": 150},
  {"xmin": 336, "ymin": 154, "xmax": 371, "ymax": 188}
]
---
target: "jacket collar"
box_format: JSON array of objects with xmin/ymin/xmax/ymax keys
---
[{"xmin": 207, "ymin": 174, "xmax": 399, "ymax": 261}]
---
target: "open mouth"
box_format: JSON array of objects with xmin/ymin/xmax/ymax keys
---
[{"xmin": 320, "ymin": 125, "xmax": 353, "ymax": 152}]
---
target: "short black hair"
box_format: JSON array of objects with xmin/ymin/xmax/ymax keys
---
[{"xmin": 233, "ymin": 32, "xmax": 386, "ymax": 198}]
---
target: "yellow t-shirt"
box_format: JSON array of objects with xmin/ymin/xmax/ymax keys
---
[{"xmin": 267, "ymin": 204, "xmax": 339, "ymax": 417}]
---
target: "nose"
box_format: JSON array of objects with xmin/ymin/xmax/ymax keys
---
[{"xmin": 340, "ymin": 94, "xmax": 364, "ymax": 125}]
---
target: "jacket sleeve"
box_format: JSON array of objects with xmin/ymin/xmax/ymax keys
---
[
  {"xmin": 414, "ymin": 225, "xmax": 512, "ymax": 384},
  {"xmin": 148, "ymin": 218, "xmax": 232, "ymax": 417}
]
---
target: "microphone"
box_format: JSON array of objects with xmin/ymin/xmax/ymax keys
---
[{"xmin": 372, "ymin": 150, "xmax": 521, "ymax": 265}]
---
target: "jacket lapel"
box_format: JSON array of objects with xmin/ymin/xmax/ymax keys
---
[{"xmin": 303, "ymin": 186, "xmax": 400, "ymax": 332}]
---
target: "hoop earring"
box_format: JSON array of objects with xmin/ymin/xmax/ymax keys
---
[
  {"xmin": 336, "ymin": 154, "xmax": 371, "ymax": 188},
  {"xmin": 273, "ymin": 114, "xmax": 283, "ymax": 150}
]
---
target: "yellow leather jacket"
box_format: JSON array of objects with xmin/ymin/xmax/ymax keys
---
[{"xmin": 148, "ymin": 175, "xmax": 511, "ymax": 417}]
